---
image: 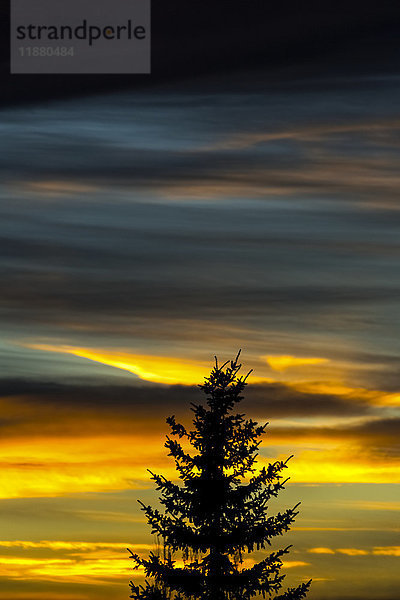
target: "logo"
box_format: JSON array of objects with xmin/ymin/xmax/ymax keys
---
[{"xmin": 11, "ymin": 0, "xmax": 151, "ymax": 74}]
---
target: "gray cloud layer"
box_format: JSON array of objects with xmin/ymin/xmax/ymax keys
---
[
  {"xmin": 0, "ymin": 377, "xmax": 380, "ymax": 437},
  {"xmin": 1, "ymin": 77, "xmax": 400, "ymax": 391}
]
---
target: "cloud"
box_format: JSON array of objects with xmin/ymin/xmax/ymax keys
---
[
  {"xmin": 0, "ymin": 593, "xmax": 89, "ymax": 600},
  {"xmin": 265, "ymin": 355, "xmax": 329, "ymax": 372},
  {"xmin": 281, "ymin": 561, "xmax": 310, "ymax": 569},
  {"xmin": 0, "ymin": 371, "xmax": 378, "ymax": 443},
  {"xmin": 336, "ymin": 548, "xmax": 369, "ymax": 556},
  {"xmin": 1, "ymin": 61, "xmax": 400, "ymax": 600},
  {"xmin": 3, "ymin": 110, "xmax": 400, "ymax": 208},
  {"xmin": 269, "ymin": 417, "xmax": 400, "ymax": 452},
  {"xmin": 373, "ymin": 546, "xmax": 400, "ymax": 556},
  {"xmin": 0, "ymin": 554, "xmax": 132, "ymax": 585},
  {"xmin": 335, "ymin": 500, "xmax": 400, "ymax": 511},
  {"xmin": 200, "ymin": 118, "xmax": 400, "ymax": 152},
  {"xmin": 2, "ymin": 118, "xmax": 400, "ymax": 400},
  {"xmin": 0, "ymin": 539, "xmax": 309, "ymax": 588},
  {"xmin": 0, "ymin": 373, "xmax": 397, "ymax": 497},
  {"xmin": 23, "ymin": 345, "xmax": 215, "ymax": 385},
  {"xmin": 0, "ymin": 541, "xmax": 150, "ymax": 551},
  {"xmin": 307, "ymin": 546, "xmax": 400, "ymax": 557},
  {"xmin": 23, "ymin": 181, "xmax": 99, "ymax": 197}
]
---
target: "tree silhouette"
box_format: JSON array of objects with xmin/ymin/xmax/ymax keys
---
[{"xmin": 128, "ymin": 351, "xmax": 311, "ymax": 600}]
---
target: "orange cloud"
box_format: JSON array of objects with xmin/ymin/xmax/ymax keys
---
[
  {"xmin": 23, "ymin": 180, "xmax": 98, "ymax": 196},
  {"xmin": 200, "ymin": 118, "xmax": 400, "ymax": 151}
]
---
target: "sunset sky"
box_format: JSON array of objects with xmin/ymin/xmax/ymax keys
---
[{"xmin": 1, "ymin": 4, "xmax": 400, "ymax": 598}]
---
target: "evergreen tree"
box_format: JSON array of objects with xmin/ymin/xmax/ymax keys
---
[{"xmin": 128, "ymin": 351, "xmax": 311, "ymax": 600}]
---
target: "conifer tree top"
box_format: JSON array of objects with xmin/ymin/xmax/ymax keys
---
[{"xmin": 129, "ymin": 351, "xmax": 311, "ymax": 600}]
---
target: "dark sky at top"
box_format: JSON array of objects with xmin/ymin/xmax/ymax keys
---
[{"xmin": 1, "ymin": 0, "xmax": 400, "ymax": 105}]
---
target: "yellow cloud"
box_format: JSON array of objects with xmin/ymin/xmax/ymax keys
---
[
  {"xmin": 23, "ymin": 344, "xmax": 273, "ymax": 385},
  {"xmin": 336, "ymin": 548, "xmax": 369, "ymax": 556},
  {"xmin": 0, "ymin": 555, "xmax": 132, "ymax": 584},
  {"xmin": 22, "ymin": 343, "xmax": 398, "ymax": 412},
  {"xmin": 340, "ymin": 501, "xmax": 400, "ymax": 511},
  {"xmin": 281, "ymin": 561, "xmax": 310, "ymax": 568},
  {"xmin": 378, "ymin": 393, "xmax": 400, "ymax": 407},
  {"xmin": 0, "ymin": 433, "xmax": 177, "ymax": 498},
  {"xmin": 1, "ymin": 427, "xmax": 398, "ymax": 500},
  {"xmin": 265, "ymin": 355, "xmax": 329, "ymax": 372},
  {"xmin": 290, "ymin": 380, "xmax": 379, "ymax": 399},
  {"xmin": 25, "ymin": 344, "xmax": 214, "ymax": 385},
  {"xmin": 0, "ymin": 541, "xmax": 151, "ymax": 551},
  {"xmin": 308, "ymin": 546, "xmax": 400, "ymax": 557},
  {"xmin": 0, "ymin": 542, "xmax": 152, "ymax": 585},
  {"xmin": 278, "ymin": 449, "xmax": 400, "ymax": 484},
  {"xmin": 373, "ymin": 546, "xmax": 400, "ymax": 556},
  {"xmin": 0, "ymin": 593, "xmax": 88, "ymax": 600}
]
